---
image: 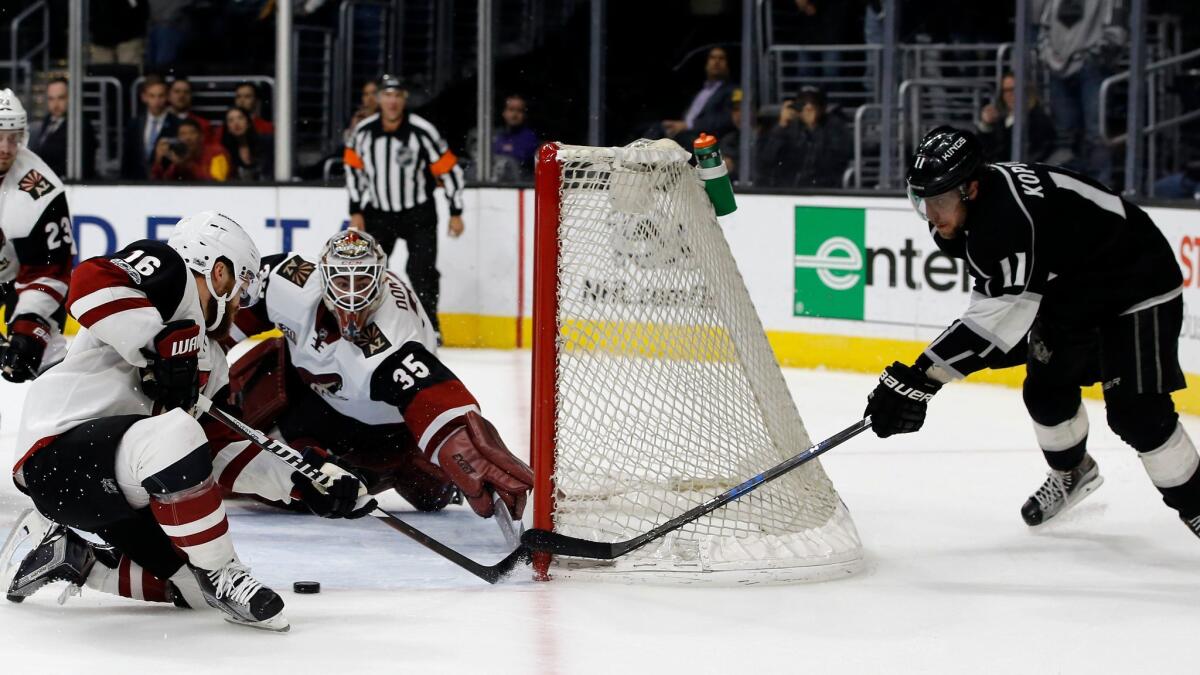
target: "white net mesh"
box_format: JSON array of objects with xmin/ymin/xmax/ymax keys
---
[{"xmin": 544, "ymin": 140, "xmax": 863, "ymax": 582}]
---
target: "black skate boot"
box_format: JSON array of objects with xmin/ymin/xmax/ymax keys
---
[
  {"xmin": 6, "ymin": 522, "xmax": 98, "ymax": 603},
  {"xmin": 192, "ymin": 560, "xmax": 288, "ymax": 632},
  {"xmin": 1021, "ymin": 454, "xmax": 1104, "ymax": 526},
  {"xmin": 1180, "ymin": 514, "xmax": 1200, "ymax": 540}
]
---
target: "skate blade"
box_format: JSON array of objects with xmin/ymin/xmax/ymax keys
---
[
  {"xmin": 493, "ymin": 495, "xmax": 523, "ymax": 549},
  {"xmin": 0, "ymin": 509, "xmax": 51, "ymax": 599},
  {"xmin": 222, "ymin": 613, "xmax": 291, "ymax": 633}
]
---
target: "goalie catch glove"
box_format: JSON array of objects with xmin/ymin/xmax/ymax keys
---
[
  {"xmin": 865, "ymin": 361, "xmax": 942, "ymax": 438},
  {"xmin": 0, "ymin": 314, "xmax": 52, "ymax": 382},
  {"xmin": 433, "ymin": 411, "xmax": 533, "ymax": 519},
  {"xmin": 290, "ymin": 447, "xmax": 377, "ymax": 519}
]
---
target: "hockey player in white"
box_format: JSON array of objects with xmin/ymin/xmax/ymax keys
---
[
  {"xmin": 0, "ymin": 89, "xmax": 73, "ymax": 381},
  {"xmin": 4, "ymin": 213, "xmax": 372, "ymax": 631},
  {"xmin": 228, "ymin": 229, "xmax": 533, "ymax": 521}
]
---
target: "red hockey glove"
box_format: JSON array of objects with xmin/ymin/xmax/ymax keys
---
[
  {"xmin": 434, "ymin": 411, "xmax": 533, "ymax": 519},
  {"xmin": 290, "ymin": 447, "xmax": 377, "ymax": 519},
  {"xmin": 141, "ymin": 320, "xmax": 202, "ymax": 412},
  {"xmin": 1, "ymin": 314, "xmax": 52, "ymax": 382}
]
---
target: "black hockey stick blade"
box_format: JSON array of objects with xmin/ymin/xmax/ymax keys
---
[
  {"xmin": 520, "ymin": 417, "xmax": 872, "ymax": 560},
  {"xmin": 373, "ymin": 508, "xmax": 530, "ymax": 584}
]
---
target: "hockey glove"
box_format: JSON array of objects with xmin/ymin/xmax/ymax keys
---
[
  {"xmin": 865, "ymin": 361, "xmax": 943, "ymax": 438},
  {"xmin": 0, "ymin": 314, "xmax": 52, "ymax": 382},
  {"xmin": 290, "ymin": 447, "xmax": 377, "ymax": 519},
  {"xmin": 141, "ymin": 320, "xmax": 202, "ymax": 412},
  {"xmin": 434, "ymin": 411, "xmax": 534, "ymax": 519}
]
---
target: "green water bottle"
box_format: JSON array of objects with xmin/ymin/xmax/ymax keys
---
[{"xmin": 692, "ymin": 133, "xmax": 737, "ymax": 216}]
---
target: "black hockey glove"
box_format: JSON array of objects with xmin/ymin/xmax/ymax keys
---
[
  {"xmin": 864, "ymin": 361, "xmax": 943, "ymax": 438},
  {"xmin": 290, "ymin": 448, "xmax": 377, "ymax": 519},
  {"xmin": 0, "ymin": 314, "xmax": 52, "ymax": 383},
  {"xmin": 141, "ymin": 320, "xmax": 202, "ymax": 412}
]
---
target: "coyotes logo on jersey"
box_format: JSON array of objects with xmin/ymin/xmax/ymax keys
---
[
  {"xmin": 296, "ymin": 367, "xmax": 347, "ymax": 400},
  {"xmin": 278, "ymin": 255, "xmax": 317, "ymax": 287},
  {"xmin": 18, "ymin": 169, "xmax": 54, "ymax": 200},
  {"xmin": 352, "ymin": 322, "xmax": 391, "ymax": 357}
]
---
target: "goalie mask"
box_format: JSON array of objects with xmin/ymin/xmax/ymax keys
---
[{"xmin": 319, "ymin": 230, "xmax": 387, "ymax": 339}]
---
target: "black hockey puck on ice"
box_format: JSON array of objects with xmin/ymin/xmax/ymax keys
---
[{"xmin": 293, "ymin": 581, "xmax": 321, "ymax": 594}]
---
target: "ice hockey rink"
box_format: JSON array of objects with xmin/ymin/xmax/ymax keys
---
[{"xmin": 1, "ymin": 348, "xmax": 1198, "ymax": 674}]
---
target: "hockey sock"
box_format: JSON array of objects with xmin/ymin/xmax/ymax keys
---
[
  {"xmin": 85, "ymin": 555, "xmax": 173, "ymax": 603},
  {"xmin": 148, "ymin": 477, "xmax": 235, "ymax": 570},
  {"xmin": 1032, "ymin": 403, "xmax": 1089, "ymax": 471},
  {"xmin": 1137, "ymin": 423, "xmax": 1200, "ymax": 517}
]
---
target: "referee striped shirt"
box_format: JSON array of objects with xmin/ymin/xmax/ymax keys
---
[{"xmin": 343, "ymin": 112, "xmax": 465, "ymax": 216}]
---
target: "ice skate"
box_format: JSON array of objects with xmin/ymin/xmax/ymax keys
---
[
  {"xmin": 5, "ymin": 517, "xmax": 98, "ymax": 603},
  {"xmin": 192, "ymin": 560, "xmax": 288, "ymax": 632},
  {"xmin": 1021, "ymin": 454, "xmax": 1104, "ymax": 526},
  {"xmin": 1181, "ymin": 514, "xmax": 1200, "ymax": 540}
]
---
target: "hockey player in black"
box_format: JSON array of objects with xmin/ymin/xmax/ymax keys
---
[{"xmin": 864, "ymin": 126, "xmax": 1200, "ymax": 538}]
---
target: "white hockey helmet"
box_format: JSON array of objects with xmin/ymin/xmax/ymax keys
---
[
  {"xmin": 168, "ymin": 211, "xmax": 262, "ymax": 331},
  {"xmin": 0, "ymin": 89, "xmax": 28, "ymax": 145},
  {"xmin": 318, "ymin": 229, "xmax": 387, "ymax": 338}
]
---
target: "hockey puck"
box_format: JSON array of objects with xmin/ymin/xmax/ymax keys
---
[{"xmin": 293, "ymin": 581, "xmax": 321, "ymax": 594}]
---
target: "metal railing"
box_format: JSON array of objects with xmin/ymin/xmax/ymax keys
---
[
  {"xmin": 81, "ymin": 76, "xmax": 123, "ymax": 178},
  {"xmin": 765, "ymin": 44, "xmax": 882, "ymax": 109},
  {"xmin": 295, "ymin": 26, "xmax": 336, "ymax": 149},
  {"xmin": 332, "ymin": 0, "xmax": 394, "ymax": 142},
  {"xmin": 1099, "ymin": 46, "xmax": 1200, "ymax": 195},
  {"xmin": 8, "ymin": 0, "xmax": 48, "ymax": 99}
]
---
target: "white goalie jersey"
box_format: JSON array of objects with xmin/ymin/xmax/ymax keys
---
[{"xmin": 232, "ymin": 252, "xmax": 478, "ymax": 454}]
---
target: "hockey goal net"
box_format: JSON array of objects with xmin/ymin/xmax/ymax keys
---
[{"xmin": 530, "ymin": 140, "xmax": 862, "ymax": 583}]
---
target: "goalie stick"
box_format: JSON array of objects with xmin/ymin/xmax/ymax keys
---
[
  {"xmin": 521, "ymin": 417, "xmax": 871, "ymax": 560},
  {"xmin": 195, "ymin": 395, "xmax": 530, "ymax": 584}
]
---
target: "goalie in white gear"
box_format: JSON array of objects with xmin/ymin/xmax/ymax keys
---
[
  {"xmin": 5, "ymin": 213, "xmax": 372, "ymax": 631},
  {"xmin": 0, "ymin": 89, "xmax": 74, "ymax": 382},
  {"xmin": 229, "ymin": 229, "xmax": 533, "ymax": 520}
]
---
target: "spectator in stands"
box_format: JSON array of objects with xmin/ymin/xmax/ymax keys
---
[
  {"xmin": 975, "ymin": 72, "xmax": 1056, "ymax": 163},
  {"xmin": 1154, "ymin": 160, "xmax": 1200, "ymax": 200},
  {"xmin": 29, "ymin": 78, "xmax": 96, "ymax": 179},
  {"xmin": 90, "ymin": 0, "xmax": 148, "ymax": 66},
  {"xmin": 343, "ymin": 80, "xmax": 379, "ymax": 142},
  {"xmin": 787, "ymin": 0, "xmax": 857, "ymax": 81},
  {"xmin": 234, "ymin": 82, "xmax": 274, "ymax": 135},
  {"xmin": 122, "ymin": 76, "xmax": 179, "ymax": 179},
  {"xmin": 492, "ymin": 94, "xmax": 538, "ymax": 181},
  {"xmin": 168, "ymin": 77, "xmax": 212, "ymax": 139},
  {"xmin": 657, "ymin": 46, "xmax": 737, "ymax": 146},
  {"xmin": 759, "ymin": 89, "xmax": 850, "ymax": 188},
  {"xmin": 146, "ymin": 0, "xmax": 192, "ymax": 70},
  {"xmin": 1037, "ymin": 0, "xmax": 1126, "ymax": 185},
  {"xmin": 151, "ymin": 118, "xmax": 229, "ymax": 182},
  {"xmin": 220, "ymin": 106, "xmax": 273, "ymax": 181}
]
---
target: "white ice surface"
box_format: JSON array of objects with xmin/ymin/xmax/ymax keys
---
[{"xmin": 1, "ymin": 349, "xmax": 1199, "ymax": 674}]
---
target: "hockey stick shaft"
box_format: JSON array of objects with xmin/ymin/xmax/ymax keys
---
[
  {"xmin": 195, "ymin": 395, "xmax": 528, "ymax": 584},
  {"xmin": 520, "ymin": 417, "xmax": 872, "ymax": 559}
]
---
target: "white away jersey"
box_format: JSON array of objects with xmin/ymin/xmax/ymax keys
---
[{"xmin": 233, "ymin": 252, "xmax": 478, "ymax": 453}]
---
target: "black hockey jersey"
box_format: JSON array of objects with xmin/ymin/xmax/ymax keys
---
[{"xmin": 918, "ymin": 162, "xmax": 1182, "ymax": 381}]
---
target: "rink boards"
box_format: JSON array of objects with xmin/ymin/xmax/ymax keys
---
[{"xmin": 55, "ymin": 184, "xmax": 1200, "ymax": 412}]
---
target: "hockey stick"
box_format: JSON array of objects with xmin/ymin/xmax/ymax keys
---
[
  {"xmin": 520, "ymin": 417, "xmax": 872, "ymax": 560},
  {"xmin": 195, "ymin": 395, "xmax": 530, "ymax": 584}
]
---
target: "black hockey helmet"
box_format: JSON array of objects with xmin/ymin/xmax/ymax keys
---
[{"xmin": 905, "ymin": 126, "xmax": 983, "ymax": 218}]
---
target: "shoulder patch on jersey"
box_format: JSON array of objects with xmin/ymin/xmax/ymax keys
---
[
  {"xmin": 353, "ymin": 322, "xmax": 392, "ymax": 357},
  {"xmin": 276, "ymin": 255, "xmax": 317, "ymax": 287},
  {"xmin": 18, "ymin": 169, "xmax": 55, "ymax": 200},
  {"xmin": 111, "ymin": 257, "xmax": 143, "ymax": 284}
]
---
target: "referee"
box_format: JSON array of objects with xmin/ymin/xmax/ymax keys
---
[{"xmin": 343, "ymin": 74, "xmax": 465, "ymax": 337}]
